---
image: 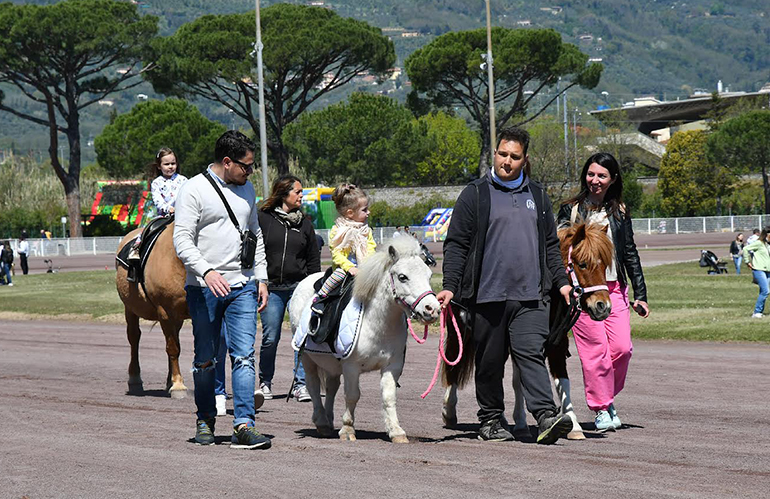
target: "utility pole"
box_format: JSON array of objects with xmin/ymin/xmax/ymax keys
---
[
  {"xmin": 563, "ymin": 92, "xmax": 569, "ymax": 177},
  {"xmin": 484, "ymin": 0, "xmax": 496, "ymax": 166},
  {"xmin": 255, "ymin": 0, "xmax": 269, "ymax": 198},
  {"xmin": 573, "ymin": 107, "xmax": 579, "ymax": 177}
]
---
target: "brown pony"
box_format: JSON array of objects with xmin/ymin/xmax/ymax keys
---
[
  {"xmin": 115, "ymin": 224, "xmax": 189, "ymax": 398},
  {"xmin": 441, "ymin": 222, "xmax": 613, "ymax": 439}
]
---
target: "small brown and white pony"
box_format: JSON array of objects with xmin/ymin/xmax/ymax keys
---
[
  {"xmin": 115, "ymin": 224, "xmax": 189, "ymax": 398},
  {"xmin": 441, "ymin": 222, "xmax": 613, "ymax": 439}
]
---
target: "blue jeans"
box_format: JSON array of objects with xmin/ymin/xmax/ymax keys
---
[
  {"xmin": 186, "ymin": 281, "xmax": 258, "ymax": 427},
  {"xmin": 259, "ymin": 288, "xmax": 306, "ymax": 388},
  {"xmin": 733, "ymin": 255, "xmax": 742, "ymax": 275},
  {"xmin": 0, "ymin": 262, "xmax": 11, "ymax": 284},
  {"xmin": 752, "ymin": 270, "xmax": 770, "ymax": 314}
]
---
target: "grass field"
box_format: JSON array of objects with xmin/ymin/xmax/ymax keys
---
[{"xmin": 0, "ymin": 262, "xmax": 767, "ymax": 343}]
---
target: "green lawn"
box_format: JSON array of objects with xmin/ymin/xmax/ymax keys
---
[
  {"xmin": 0, "ymin": 270, "xmax": 124, "ymax": 319},
  {"xmin": 0, "ymin": 262, "xmax": 767, "ymax": 343}
]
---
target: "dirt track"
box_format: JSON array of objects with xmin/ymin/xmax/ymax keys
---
[{"xmin": 2, "ymin": 318, "xmax": 768, "ymax": 498}]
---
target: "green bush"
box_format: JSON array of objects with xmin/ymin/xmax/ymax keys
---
[{"xmin": 368, "ymin": 195, "xmax": 456, "ymax": 227}]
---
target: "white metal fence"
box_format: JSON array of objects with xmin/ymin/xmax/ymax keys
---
[
  {"xmin": 632, "ymin": 215, "xmax": 767, "ymax": 235},
  {"xmin": 3, "ymin": 216, "xmax": 764, "ymax": 257}
]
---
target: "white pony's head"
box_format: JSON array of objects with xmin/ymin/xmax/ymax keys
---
[{"xmin": 354, "ymin": 236, "xmax": 440, "ymax": 324}]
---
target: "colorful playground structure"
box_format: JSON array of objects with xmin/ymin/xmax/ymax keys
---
[
  {"xmin": 89, "ymin": 180, "xmax": 151, "ymax": 228},
  {"xmin": 421, "ymin": 208, "xmax": 453, "ymax": 242}
]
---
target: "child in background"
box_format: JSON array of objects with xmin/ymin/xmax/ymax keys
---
[
  {"xmin": 128, "ymin": 147, "xmax": 187, "ymax": 261},
  {"xmin": 309, "ymin": 183, "xmax": 376, "ymax": 330}
]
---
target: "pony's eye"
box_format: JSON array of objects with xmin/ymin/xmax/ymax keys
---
[
  {"xmin": 398, "ymin": 274, "xmax": 409, "ymax": 282},
  {"xmin": 577, "ymin": 263, "xmax": 588, "ymax": 270}
]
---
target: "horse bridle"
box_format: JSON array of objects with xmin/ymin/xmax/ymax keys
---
[
  {"xmin": 566, "ymin": 245, "xmax": 609, "ymax": 300},
  {"xmin": 549, "ymin": 244, "xmax": 611, "ymax": 344},
  {"xmin": 389, "ymin": 271, "xmax": 436, "ymax": 320}
]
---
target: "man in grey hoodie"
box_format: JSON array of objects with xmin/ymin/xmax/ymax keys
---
[{"xmin": 174, "ymin": 130, "xmax": 270, "ymax": 450}]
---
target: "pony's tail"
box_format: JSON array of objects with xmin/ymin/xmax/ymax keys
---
[{"xmin": 441, "ymin": 304, "xmax": 475, "ymax": 388}]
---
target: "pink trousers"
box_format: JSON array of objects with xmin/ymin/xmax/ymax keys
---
[{"xmin": 571, "ymin": 281, "xmax": 633, "ymax": 412}]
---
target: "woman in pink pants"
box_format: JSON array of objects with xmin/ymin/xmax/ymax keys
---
[{"xmin": 557, "ymin": 152, "xmax": 649, "ymax": 433}]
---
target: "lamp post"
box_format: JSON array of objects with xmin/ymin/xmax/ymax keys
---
[
  {"xmin": 573, "ymin": 108, "xmax": 580, "ymax": 177},
  {"xmin": 254, "ymin": 0, "xmax": 269, "ymax": 198},
  {"xmin": 484, "ymin": 0, "xmax": 496, "ymax": 168}
]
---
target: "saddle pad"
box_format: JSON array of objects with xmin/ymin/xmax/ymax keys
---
[{"xmin": 292, "ymin": 298, "xmax": 364, "ymax": 359}]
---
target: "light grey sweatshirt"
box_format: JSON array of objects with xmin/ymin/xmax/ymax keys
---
[{"xmin": 173, "ymin": 167, "xmax": 267, "ymax": 288}]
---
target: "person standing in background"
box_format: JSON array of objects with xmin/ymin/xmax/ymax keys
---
[
  {"xmin": 730, "ymin": 233, "xmax": 744, "ymax": 275},
  {"xmin": 18, "ymin": 232, "xmax": 29, "ymax": 275}
]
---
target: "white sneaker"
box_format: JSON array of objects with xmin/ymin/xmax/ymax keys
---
[
  {"xmin": 293, "ymin": 385, "xmax": 311, "ymax": 402},
  {"xmin": 7, "ymin": 283, "xmax": 12, "ymax": 287},
  {"xmin": 215, "ymin": 394, "xmax": 227, "ymax": 417},
  {"xmin": 595, "ymin": 410, "xmax": 615, "ymax": 433},
  {"xmin": 253, "ymin": 389, "xmax": 265, "ymax": 411},
  {"xmin": 608, "ymin": 403, "xmax": 622, "ymax": 430},
  {"xmin": 752, "ymin": 313, "xmax": 764, "ymax": 319},
  {"xmin": 260, "ymin": 383, "xmax": 273, "ymax": 400}
]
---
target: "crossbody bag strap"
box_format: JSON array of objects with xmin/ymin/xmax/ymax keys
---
[{"xmin": 204, "ymin": 171, "xmax": 241, "ymax": 232}]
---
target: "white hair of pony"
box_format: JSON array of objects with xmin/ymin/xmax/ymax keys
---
[{"xmin": 353, "ymin": 235, "xmax": 422, "ymax": 302}]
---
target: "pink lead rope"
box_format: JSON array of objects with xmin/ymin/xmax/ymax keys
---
[{"xmin": 406, "ymin": 304, "xmax": 463, "ymax": 399}]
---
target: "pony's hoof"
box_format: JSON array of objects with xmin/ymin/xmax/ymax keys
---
[
  {"xmin": 391, "ymin": 434, "xmax": 409, "ymax": 444},
  {"xmin": 317, "ymin": 426, "xmax": 333, "ymax": 437},
  {"xmin": 339, "ymin": 428, "xmax": 356, "ymax": 441},
  {"xmin": 169, "ymin": 388, "xmax": 187, "ymax": 399},
  {"xmin": 127, "ymin": 383, "xmax": 144, "ymax": 395},
  {"xmin": 442, "ymin": 414, "xmax": 457, "ymax": 428},
  {"xmin": 567, "ymin": 430, "xmax": 586, "ymax": 440},
  {"xmin": 513, "ymin": 427, "xmax": 531, "ymax": 441}
]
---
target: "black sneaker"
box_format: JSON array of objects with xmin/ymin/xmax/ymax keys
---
[
  {"xmin": 231, "ymin": 424, "xmax": 271, "ymax": 449},
  {"xmin": 195, "ymin": 418, "xmax": 216, "ymax": 445},
  {"xmin": 478, "ymin": 418, "xmax": 514, "ymax": 442},
  {"xmin": 536, "ymin": 413, "xmax": 571, "ymax": 445}
]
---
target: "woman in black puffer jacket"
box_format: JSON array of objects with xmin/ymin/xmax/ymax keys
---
[{"xmin": 256, "ymin": 175, "xmax": 320, "ymax": 402}]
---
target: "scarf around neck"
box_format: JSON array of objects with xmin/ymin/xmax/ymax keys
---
[
  {"xmin": 491, "ymin": 168, "xmax": 524, "ymax": 189},
  {"xmin": 274, "ymin": 207, "xmax": 304, "ymax": 227},
  {"xmin": 330, "ymin": 217, "xmax": 371, "ymax": 265}
]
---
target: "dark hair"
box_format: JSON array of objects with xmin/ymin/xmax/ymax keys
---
[
  {"xmin": 496, "ymin": 127, "xmax": 530, "ymax": 156},
  {"xmin": 761, "ymin": 227, "xmax": 770, "ymax": 242},
  {"xmin": 754, "ymin": 228, "xmax": 761, "ymax": 235},
  {"xmin": 332, "ymin": 183, "xmax": 369, "ymax": 216},
  {"xmin": 261, "ymin": 174, "xmax": 303, "ymax": 212},
  {"xmin": 147, "ymin": 147, "xmax": 179, "ymax": 181},
  {"xmin": 567, "ymin": 152, "xmax": 625, "ymax": 217},
  {"xmin": 215, "ymin": 130, "xmax": 255, "ymax": 163}
]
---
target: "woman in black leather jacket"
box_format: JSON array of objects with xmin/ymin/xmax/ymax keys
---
[{"xmin": 557, "ymin": 152, "xmax": 649, "ymax": 433}]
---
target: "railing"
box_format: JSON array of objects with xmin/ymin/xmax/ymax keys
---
[
  {"xmin": 632, "ymin": 215, "xmax": 765, "ymax": 234},
  {"xmin": 4, "ymin": 216, "xmax": 760, "ymax": 257}
]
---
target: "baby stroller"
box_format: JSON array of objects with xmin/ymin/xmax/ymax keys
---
[{"xmin": 699, "ymin": 250, "xmax": 728, "ymax": 274}]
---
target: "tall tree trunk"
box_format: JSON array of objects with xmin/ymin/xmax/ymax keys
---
[
  {"xmin": 65, "ymin": 104, "xmax": 83, "ymax": 237},
  {"xmin": 478, "ymin": 127, "xmax": 492, "ymax": 178},
  {"xmin": 763, "ymin": 165, "xmax": 770, "ymax": 215},
  {"xmin": 275, "ymin": 138, "xmax": 290, "ymax": 175}
]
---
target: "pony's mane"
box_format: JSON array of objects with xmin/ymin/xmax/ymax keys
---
[
  {"xmin": 353, "ymin": 236, "xmax": 422, "ymax": 301},
  {"xmin": 559, "ymin": 222, "xmax": 614, "ymax": 268}
]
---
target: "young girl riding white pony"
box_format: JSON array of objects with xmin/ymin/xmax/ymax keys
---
[{"xmin": 289, "ymin": 236, "xmax": 440, "ymax": 443}]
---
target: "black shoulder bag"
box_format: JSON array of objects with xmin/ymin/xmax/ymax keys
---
[{"xmin": 204, "ymin": 172, "xmax": 259, "ymax": 269}]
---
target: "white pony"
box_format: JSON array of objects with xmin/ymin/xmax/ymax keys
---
[{"xmin": 289, "ymin": 236, "xmax": 440, "ymax": 443}]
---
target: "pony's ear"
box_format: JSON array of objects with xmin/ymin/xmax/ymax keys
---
[
  {"xmin": 601, "ymin": 225, "xmax": 609, "ymax": 234},
  {"xmin": 572, "ymin": 223, "xmax": 587, "ymax": 245},
  {"xmin": 388, "ymin": 245, "xmax": 399, "ymax": 262}
]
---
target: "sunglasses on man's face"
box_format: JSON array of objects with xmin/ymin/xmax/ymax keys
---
[{"xmin": 231, "ymin": 158, "xmax": 255, "ymax": 172}]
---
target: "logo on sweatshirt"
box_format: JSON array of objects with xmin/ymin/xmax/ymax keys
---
[{"xmin": 526, "ymin": 199, "xmax": 536, "ymax": 211}]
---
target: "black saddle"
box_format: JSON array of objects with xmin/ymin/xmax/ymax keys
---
[
  {"xmin": 116, "ymin": 215, "xmax": 174, "ymax": 283},
  {"xmin": 309, "ymin": 268, "xmax": 355, "ymax": 352}
]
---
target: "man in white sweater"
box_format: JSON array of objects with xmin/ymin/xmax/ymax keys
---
[{"xmin": 174, "ymin": 130, "xmax": 271, "ymax": 450}]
